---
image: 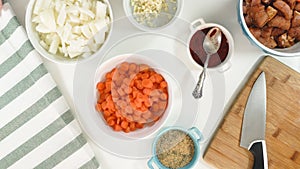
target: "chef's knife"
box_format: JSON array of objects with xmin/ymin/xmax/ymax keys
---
[{"xmin": 240, "ymin": 72, "xmax": 268, "ymax": 169}]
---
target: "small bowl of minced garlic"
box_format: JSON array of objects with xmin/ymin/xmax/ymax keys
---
[{"xmin": 123, "ymin": 0, "xmax": 182, "ymax": 31}]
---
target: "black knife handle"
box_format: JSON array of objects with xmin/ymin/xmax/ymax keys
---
[{"xmin": 249, "ymin": 140, "xmax": 268, "ymax": 169}]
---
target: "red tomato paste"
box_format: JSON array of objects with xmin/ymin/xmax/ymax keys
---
[{"xmin": 189, "ymin": 27, "xmax": 229, "ymax": 68}]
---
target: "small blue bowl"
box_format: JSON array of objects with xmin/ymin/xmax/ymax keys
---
[
  {"xmin": 237, "ymin": 0, "xmax": 300, "ymax": 57},
  {"xmin": 147, "ymin": 127, "xmax": 203, "ymax": 169}
]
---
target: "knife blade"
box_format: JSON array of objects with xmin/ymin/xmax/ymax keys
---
[{"xmin": 240, "ymin": 72, "xmax": 268, "ymax": 169}]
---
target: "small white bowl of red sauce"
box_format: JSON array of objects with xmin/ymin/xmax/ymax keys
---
[{"xmin": 187, "ymin": 18, "xmax": 234, "ymax": 72}]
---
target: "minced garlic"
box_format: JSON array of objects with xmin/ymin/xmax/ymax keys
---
[{"xmin": 130, "ymin": 0, "xmax": 177, "ymax": 28}]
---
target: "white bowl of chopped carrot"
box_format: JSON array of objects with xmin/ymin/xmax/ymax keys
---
[{"xmin": 94, "ymin": 54, "xmax": 173, "ymax": 139}]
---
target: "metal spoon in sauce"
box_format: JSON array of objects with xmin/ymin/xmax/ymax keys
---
[{"xmin": 192, "ymin": 27, "xmax": 222, "ymax": 99}]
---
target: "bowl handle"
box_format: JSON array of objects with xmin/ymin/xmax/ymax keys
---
[
  {"xmin": 190, "ymin": 18, "xmax": 205, "ymax": 31},
  {"xmin": 147, "ymin": 157, "xmax": 156, "ymax": 169},
  {"xmin": 188, "ymin": 127, "xmax": 203, "ymax": 143}
]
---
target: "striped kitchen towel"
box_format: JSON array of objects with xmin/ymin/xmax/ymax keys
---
[{"xmin": 0, "ymin": 3, "xmax": 99, "ymax": 169}]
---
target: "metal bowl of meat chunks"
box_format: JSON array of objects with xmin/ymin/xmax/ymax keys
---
[{"xmin": 238, "ymin": 0, "xmax": 300, "ymax": 57}]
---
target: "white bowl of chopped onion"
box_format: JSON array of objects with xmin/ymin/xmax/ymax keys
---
[
  {"xmin": 25, "ymin": 0, "xmax": 113, "ymax": 64},
  {"xmin": 123, "ymin": 0, "xmax": 182, "ymax": 31}
]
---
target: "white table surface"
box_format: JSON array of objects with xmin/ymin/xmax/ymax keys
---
[{"xmin": 8, "ymin": 0, "xmax": 300, "ymax": 168}]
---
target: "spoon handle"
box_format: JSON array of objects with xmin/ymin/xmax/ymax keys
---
[{"xmin": 192, "ymin": 67, "xmax": 207, "ymax": 99}]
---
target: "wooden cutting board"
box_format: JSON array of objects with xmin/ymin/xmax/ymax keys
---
[{"xmin": 203, "ymin": 56, "xmax": 300, "ymax": 169}]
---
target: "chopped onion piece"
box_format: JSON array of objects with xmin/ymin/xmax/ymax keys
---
[
  {"xmin": 32, "ymin": 0, "xmax": 111, "ymax": 59},
  {"xmin": 57, "ymin": 4, "xmax": 67, "ymax": 26}
]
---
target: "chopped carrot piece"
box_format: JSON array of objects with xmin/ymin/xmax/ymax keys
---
[
  {"xmin": 142, "ymin": 111, "xmax": 152, "ymax": 119},
  {"xmin": 150, "ymin": 96, "xmax": 159, "ymax": 102},
  {"xmin": 120, "ymin": 62, "xmax": 129, "ymax": 72},
  {"xmin": 136, "ymin": 81, "xmax": 143, "ymax": 90},
  {"xmin": 129, "ymin": 63, "xmax": 137, "ymax": 72},
  {"xmin": 149, "ymin": 75, "xmax": 156, "ymax": 83},
  {"xmin": 138, "ymin": 118, "xmax": 147, "ymax": 124},
  {"xmin": 143, "ymin": 88, "xmax": 152, "ymax": 96},
  {"xmin": 123, "ymin": 87, "xmax": 132, "ymax": 94},
  {"xmin": 152, "ymin": 115, "xmax": 160, "ymax": 122},
  {"xmin": 139, "ymin": 64, "xmax": 150, "ymax": 71},
  {"xmin": 160, "ymin": 81, "xmax": 168, "ymax": 89},
  {"xmin": 140, "ymin": 104, "xmax": 148, "ymax": 112},
  {"xmin": 117, "ymin": 88, "xmax": 125, "ymax": 96},
  {"xmin": 121, "ymin": 120, "xmax": 129, "ymax": 129},
  {"xmin": 133, "ymin": 114, "xmax": 141, "ymax": 122},
  {"xmin": 124, "ymin": 78, "xmax": 131, "ymax": 86},
  {"xmin": 129, "ymin": 122, "xmax": 136, "ymax": 131},
  {"xmin": 105, "ymin": 81, "xmax": 112, "ymax": 89},
  {"xmin": 106, "ymin": 115, "xmax": 116, "ymax": 122},
  {"xmin": 101, "ymin": 101, "xmax": 107, "ymax": 110},
  {"xmin": 136, "ymin": 73, "xmax": 142, "ymax": 79},
  {"xmin": 158, "ymin": 102, "xmax": 167, "ymax": 112},
  {"xmin": 144, "ymin": 98, "xmax": 152, "ymax": 107},
  {"xmin": 125, "ymin": 106, "xmax": 133, "ymax": 114},
  {"xmin": 149, "ymin": 71, "xmax": 155, "ymax": 76},
  {"xmin": 115, "ymin": 111, "xmax": 122, "ymax": 118},
  {"xmin": 134, "ymin": 99, "xmax": 142, "ymax": 108},
  {"xmin": 96, "ymin": 103, "xmax": 102, "ymax": 112},
  {"xmin": 132, "ymin": 87, "xmax": 138, "ymax": 98},
  {"xmin": 136, "ymin": 123, "xmax": 144, "ymax": 129},
  {"xmin": 110, "ymin": 68, "xmax": 116, "ymax": 76},
  {"xmin": 129, "ymin": 79, "xmax": 135, "ymax": 87},
  {"xmin": 129, "ymin": 101, "xmax": 136, "ymax": 110},
  {"xmin": 136, "ymin": 92, "xmax": 144, "ymax": 99},
  {"xmin": 116, "ymin": 117, "xmax": 121, "ymax": 125},
  {"xmin": 105, "ymin": 72, "xmax": 112, "ymax": 80},
  {"xmin": 142, "ymin": 79, "xmax": 153, "ymax": 88},
  {"xmin": 113, "ymin": 124, "xmax": 122, "ymax": 131},
  {"xmin": 124, "ymin": 127, "xmax": 131, "ymax": 133},
  {"xmin": 111, "ymin": 90, "xmax": 119, "ymax": 99},
  {"xmin": 107, "ymin": 119, "xmax": 115, "ymax": 126},
  {"xmin": 97, "ymin": 82, "xmax": 105, "ymax": 90},
  {"xmin": 154, "ymin": 74, "xmax": 163, "ymax": 83},
  {"xmin": 151, "ymin": 103, "xmax": 159, "ymax": 113},
  {"xmin": 160, "ymin": 93, "xmax": 168, "ymax": 100},
  {"xmin": 151, "ymin": 83, "xmax": 159, "ymax": 90},
  {"xmin": 141, "ymin": 73, "xmax": 149, "ymax": 79},
  {"xmin": 126, "ymin": 115, "xmax": 134, "ymax": 122},
  {"xmin": 103, "ymin": 110, "xmax": 111, "ymax": 117}
]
